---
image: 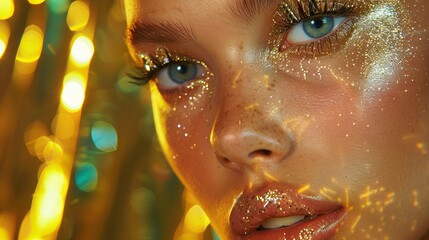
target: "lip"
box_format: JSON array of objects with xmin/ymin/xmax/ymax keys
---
[{"xmin": 230, "ymin": 182, "xmax": 346, "ymax": 240}]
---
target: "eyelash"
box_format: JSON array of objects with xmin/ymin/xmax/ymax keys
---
[
  {"xmin": 127, "ymin": 49, "xmax": 174, "ymax": 85},
  {"xmin": 273, "ymin": 0, "xmax": 357, "ymax": 55}
]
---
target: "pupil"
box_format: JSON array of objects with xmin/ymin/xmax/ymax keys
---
[
  {"xmin": 176, "ymin": 65, "xmax": 187, "ymax": 74},
  {"xmin": 311, "ymin": 18, "xmax": 325, "ymax": 29}
]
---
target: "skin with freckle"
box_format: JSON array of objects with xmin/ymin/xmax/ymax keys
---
[{"xmin": 124, "ymin": 0, "xmax": 429, "ymax": 239}]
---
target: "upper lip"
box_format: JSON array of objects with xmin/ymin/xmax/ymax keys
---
[{"xmin": 229, "ymin": 182, "xmax": 343, "ymax": 236}]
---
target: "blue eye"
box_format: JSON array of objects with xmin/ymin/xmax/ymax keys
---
[
  {"xmin": 286, "ymin": 16, "xmax": 346, "ymax": 44},
  {"xmin": 156, "ymin": 62, "xmax": 204, "ymax": 89}
]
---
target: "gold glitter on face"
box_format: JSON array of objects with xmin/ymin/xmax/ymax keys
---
[
  {"xmin": 281, "ymin": 228, "xmax": 315, "ymax": 240},
  {"xmin": 267, "ymin": 0, "xmax": 416, "ymax": 98}
]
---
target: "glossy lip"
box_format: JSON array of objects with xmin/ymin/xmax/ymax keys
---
[{"xmin": 230, "ymin": 182, "xmax": 346, "ymax": 239}]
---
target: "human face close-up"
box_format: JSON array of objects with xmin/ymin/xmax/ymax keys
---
[{"xmin": 124, "ymin": 0, "xmax": 429, "ymax": 239}]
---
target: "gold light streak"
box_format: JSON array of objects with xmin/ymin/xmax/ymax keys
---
[
  {"xmin": 19, "ymin": 20, "xmax": 95, "ymax": 240},
  {"xmin": 319, "ymin": 187, "xmax": 337, "ymax": 201},
  {"xmin": 0, "ymin": 0, "xmax": 14, "ymax": 19},
  {"xmin": 350, "ymin": 215, "xmax": 361, "ymax": 233},
  {"xmin": 297, "ymin": 184, "xmax": 310, "ymax": 193},
  {"xmin": 360, "ymin": 186, "xmax": 379, "ymax": 208}
]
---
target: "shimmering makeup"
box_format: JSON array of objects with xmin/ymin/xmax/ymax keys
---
[{"xmin": 267, "ymin": 0, "xmax": 414, "ymax": 98}]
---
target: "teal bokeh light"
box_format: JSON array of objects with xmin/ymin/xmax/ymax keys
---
[
  {"xmin": 75, "ymin": 162, "xmax": 98, "ymax": 192},
  {"xmin": 91, "ymin": 121, "xmax": 118, "ymax": 152},
  {"xmin": 47, "ymin": 0, "xmax": 70, "ymax": 14}
]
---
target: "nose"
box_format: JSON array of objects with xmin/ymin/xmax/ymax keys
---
[{"xmin": 210, "ymin": 74, "xmax": 295, "ymax": 172}]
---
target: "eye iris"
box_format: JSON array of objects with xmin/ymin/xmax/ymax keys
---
[
  {"xmin": 168, "ymin": 62, "xmax": 198, "ymax": 84},
  {"xmin": 303, "ymin": 16, "xmax": 334, "ymax": 39}
]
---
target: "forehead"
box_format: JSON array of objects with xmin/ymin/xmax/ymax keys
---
[{"xmin": 124, "ymin": 0, "xmax": 225, "ymax": 25}]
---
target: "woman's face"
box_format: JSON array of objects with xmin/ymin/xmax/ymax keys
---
[{"xmin": 125, "ymin": 0, "xmax": 429, "ymax": 239}]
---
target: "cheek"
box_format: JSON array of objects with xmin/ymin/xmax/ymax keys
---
[{"xmin": 149, "ymin": 80, "xmax": 238, "ymax": 200}]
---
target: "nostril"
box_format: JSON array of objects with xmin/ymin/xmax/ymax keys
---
[{"xmin": 248, "ymin": 149, "xmax": 272, "ymax": 159}]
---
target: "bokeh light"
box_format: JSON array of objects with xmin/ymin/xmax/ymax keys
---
[
  {"xmin": 66, "ymin": 1, "xmax": 90, "ymax": 31},
  {"xmin": 16, "ymin": 25, "xmax": 44, "ymax": 63},
  {"xmin": 0, "ymin": 0, "xmax": 14, "ymax": 20},
  {"xmin": 28, "ymin": 0, "xmax": 45, "ymax": 5},
  {"xmin": 184, "ymin": 205, "xmax": 210, "ymax": 234},
  {"xmin": 41, "ymin": 164, "xmax": 67, "ymax": 195},
  {"xmin": 90, "ymin": 121, "xmax": 118, "ymax": 152},
  {"xmin": 61, "ymin": 72, "xmax": 86, "ymax": 112},
  {"xmin": 5, "ymin": 1, "xmax": 185, "ymax": 239},
  {"xmin": 0, "ymin": 21, "xmax": 9, "ymax": 59},
  {"xmin": 30, "ymin": 164, "xmax": 68, "ymax": 236},
  {"xmin": 70, "ymin": 35, "xmax": 94, "ymax": 67},
  {"xmin": 75, "ymin": 162, "xmax": 98, "ymax": 192}
]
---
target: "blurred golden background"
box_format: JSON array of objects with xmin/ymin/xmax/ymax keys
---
[{"xmin": 0, "ymin": 1, "xmax": 218, "ymax": 239}]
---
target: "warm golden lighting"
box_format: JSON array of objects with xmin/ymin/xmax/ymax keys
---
[
  {"xmin": 67, "ymin": 1, "xmax": 90, "ymax": 31},
  {"xmin": 52, "ymin": 113, "xmax": 75, "ymax": 139},
  {"xmin": 0, "ymin": 213, "xmax": 15, "ymax": 240},
  {"xmin": 61, "ymin": 72, "xmax": 86, "ymax": 112},
  {"xmin": 0, "ymin": 228, "xmax": 11, "ymax": 240},
  {"xmin": 298, "ymin": 184, "xmax": 310, "ymax": 193},
  {"xmin": 184, "ymin": 205, "xmax": 210, "ymax": 234},
  {"xmin": 28, "ymin": 0, "xmax": 45, "ymax": 4},
  {"xmin": 0, "ymin": 40, "xmax": 6, "ymax": 59},
  {"xmin": 30, "ymin": 164, "xmax": 68, "ymax": 236},
  {"xmin": 0, "ymin": 20, "xmax": 9, "ymax": 58},
  {"xmin": 41, "ymin": 164, "xmax": 67, "ymax": 195},
  {"xmin": 16, "ymin": 25, "xmax": 44, "ymax": 63},
  {"xmin": 0, "ymin": 0, "xmax": 14, "ymax": 19},
  {"xmin": 70, "ymin": 35, "xmax": 94, "ymax": 67}
]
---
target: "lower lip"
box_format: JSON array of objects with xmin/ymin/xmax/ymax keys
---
[{"xmin": 243, "ymin": 208, "xmax": 346, "ymax": 240}]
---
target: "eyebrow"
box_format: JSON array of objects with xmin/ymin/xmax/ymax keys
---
[
  {"xmin": 127, "ymin": 0, "xmax": 277, "ymax": 46},
  {"xmin": 127, "ymin": 20, "xmax": 198, "ymax": 46},
  {"xmin": 228, "ymin": 0, "xmax": 277, "ymax": 24}
]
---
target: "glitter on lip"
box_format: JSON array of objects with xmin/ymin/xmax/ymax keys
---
[{"xmin": 229, "ymin": 182, "xmax": 346, "ymax": 239}]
